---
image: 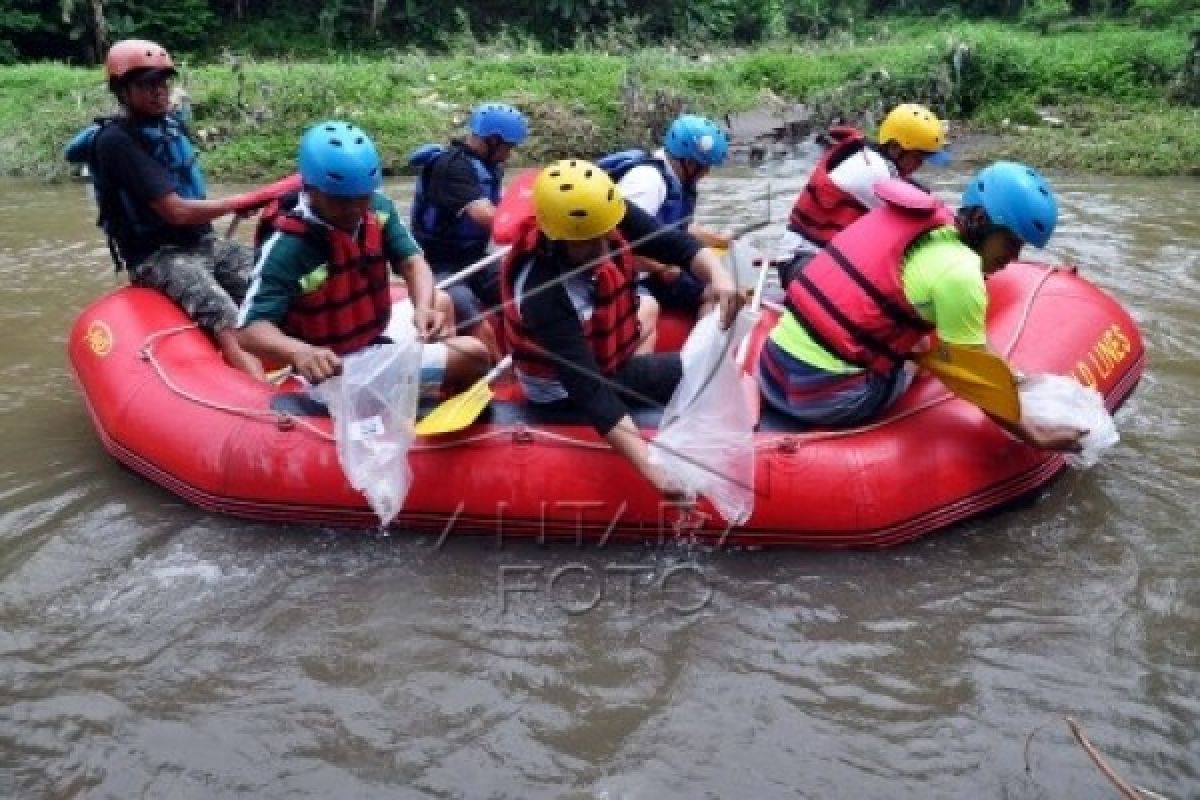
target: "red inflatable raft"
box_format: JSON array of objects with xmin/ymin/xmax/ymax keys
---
[{"xmin": 68, "ymin": 262, "xmax": 1144, "ymax": 547}]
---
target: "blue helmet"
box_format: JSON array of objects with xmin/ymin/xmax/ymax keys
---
[
  {"xmin": 961, "ymin": 161, "xmax": 1058, "ymax": 248},
  {"xmin": 664, "ymin": 114, "xmax": 729, "ymax": 168},
  {"xmin": 469, "ymin": 103, "xmax": 528, "ymax": 145},
  {"xmin": 298, "ymin": 120, "xmax": 382, "ymax": 197}
]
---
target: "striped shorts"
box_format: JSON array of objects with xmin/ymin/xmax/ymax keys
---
[{"xmin": 757, "ymin": 338, "xmax": 913, "ymax": 427}]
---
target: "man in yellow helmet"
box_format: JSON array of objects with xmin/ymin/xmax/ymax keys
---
[
  {"xmin": 499, "ymin": 160, "xmax": 743, "ymax": 499},
  {"xmin": 777, "ymin": 103, "xmax": 950, "ymax": 286}
]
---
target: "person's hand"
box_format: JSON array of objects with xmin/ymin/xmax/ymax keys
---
[
  {"xmin": 1016, "ymin": 417, "xmax": 1088, "ymax": 453},
  {"xmin": 645, "ymin": 462, "xmax": 697, "ymax": 509},
  {"xmin": 411, "ymin": 306, "xmax": 446, "ymax": 343},
  {"xmin": 710, "ymin": 285, "xmax": 747, "ymax": 331},
  {"xmin": 291, "ymin": 344, "xmax": 342, "ymax": 384}
]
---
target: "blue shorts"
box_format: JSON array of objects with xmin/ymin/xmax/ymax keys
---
[
  {"xmin": 757, "ymin": 338, "xmax": 913, "ymax": 427},
  {"xmin": 436, "ymin": 263, "xmax": 501, "ymax": 332}
]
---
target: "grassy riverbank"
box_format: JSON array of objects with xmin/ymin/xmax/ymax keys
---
[{"xmin": 0, "ymin": 19, "xmax": 1195, "ymax": 180}]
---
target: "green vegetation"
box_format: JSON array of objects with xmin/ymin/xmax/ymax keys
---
[{"xmin": 0, "ymin": 17, "xmax": 1196, "ymax": 180}]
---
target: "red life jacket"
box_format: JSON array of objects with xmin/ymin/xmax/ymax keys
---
[
  {"xmin": 500, "ymin": 219, "xmax": 642, "ymax": 379},
  {"xmin": 787, "ymin": 127, "xmax": 873, "ymax": 247},
  {"xmin": 255, "ymin": 193, "xmax": 392, "ymax": 356},
  {"xmin": 784, "ymin": 179, "xmax": 954, "ymax": 374}
]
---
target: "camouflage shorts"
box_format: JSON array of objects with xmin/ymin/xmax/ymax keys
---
[{"xmin": 130, "ymin": 236, "xmax": 253, "ymax": 333}]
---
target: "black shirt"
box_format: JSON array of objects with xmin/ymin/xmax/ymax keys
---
[
  {"xmin": 516, "ymin": 205, "xmax": 703, "ymax": 434},
  {"xmin": 425, "ymin": 141, "xmax": 492, "ymax": 211},
  {"xmin": 415, "ymin": 141, "xmax": 497, "ymax": 272},
  {"xmin": 93, "ymin": 121, "xmax": 211, "ymax": 267}
]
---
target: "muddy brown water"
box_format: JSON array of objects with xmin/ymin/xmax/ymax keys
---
[{"xmin": 1, "ymin": 162, "xmax": 1197, "ymax": 798}]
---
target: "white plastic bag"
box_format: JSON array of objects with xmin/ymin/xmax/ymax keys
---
[
  {"xmin": 314, "ymin": 333, "xmax": 423, "ymax": 526},
  {"xmin": 1018, "ymin": 374, "xmax": 1119, "ymax": 468},
  {"xmin": 649, "ymin": 310, "xmax": 757, "ymax": 524},
  {"xmin": 727, "ymin": 239, "xmax": 763, "ymax": 293}
]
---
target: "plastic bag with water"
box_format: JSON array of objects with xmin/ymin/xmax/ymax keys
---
[
  {"xmin": 649, "ymin": 309, "xmax": 757, "ymax": 525},
  {"xmin": 1019, "ymin": 374, "xmax": 1120, "ymax": 468},
  {"xmin": 314, "ymin": 333, "xmax": 423, "ymax": 526}
]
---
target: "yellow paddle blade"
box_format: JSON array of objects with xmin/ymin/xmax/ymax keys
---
[
  {"xmin": 916, "ymin": 344, "xmax": 1021, "ymax": 424},
  {"xmin": 414, "ymin": 355, "xmax": 512, "ymax": 436},
  {"xmin": 414, "ymin": 380, "xmax": 496, "ymax": 436}
]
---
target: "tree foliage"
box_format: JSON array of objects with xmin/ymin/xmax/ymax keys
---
[{"xmin": 0, "ymin": 0, "xmax": 1189, "ymax": 63}]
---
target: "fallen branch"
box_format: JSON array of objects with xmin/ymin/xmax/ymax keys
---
[{"xmin": 1064, "ymin": 716, "xmax": 1141, "ymax": 800}]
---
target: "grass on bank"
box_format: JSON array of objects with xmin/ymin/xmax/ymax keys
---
[{"xmin": 0, "ymin": 19, "xmax": 1195, "ymax": 180}]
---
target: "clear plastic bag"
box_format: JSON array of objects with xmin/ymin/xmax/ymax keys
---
[
  {"xmin": 1018, "ymin": 374, "xmax": 1120, "ymax": 468},
  {"xmin": 314, "ymin": 333, "xmax": 423, "ymax": 526},
  {"xmin": 649, "ymin": 310, "xmax": 757, "ymax": 525}
]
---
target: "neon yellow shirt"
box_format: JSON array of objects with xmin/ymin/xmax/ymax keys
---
[{"xmin": 770, "ymin": 227, "xmax": 987, "ymax": 372}]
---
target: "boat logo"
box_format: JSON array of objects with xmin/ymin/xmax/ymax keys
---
[{"xmin": 85, "ymin": 320, "xmax": 114, "ymax": 357}]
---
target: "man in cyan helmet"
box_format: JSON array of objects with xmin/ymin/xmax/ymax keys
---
[
  {"xmin": 758, "ymin": 161, "xmax": 1084, "ymax": 452},
  {"xmin": 409, "ymin": 102, "xmax": 529, "ymax": 339},
  {"xmin": 599, "ymin": 115, "xmax": 732, "ymax": 347},
  {"xmin": 73, "ymin": 39, "xmax": 262, "ymax": 377},
  {"xmin": 500, "ymin": 160, "xmax": 743, "ymax": 499},
  {"xmin": 236, "ymin": 121, "xmax": 489, "ymax": 394},
  {"xmin": 776, "ymin": 103, "xmax": 951, "ymax": 286}
]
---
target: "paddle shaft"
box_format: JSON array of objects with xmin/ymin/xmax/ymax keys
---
[
  {"xmin": 481, "ymin": 354, "xmax": 513, "ymax": 384},
  {"xmin": 434, "ymin": 246, "xmax": 511, "ymax": 291}
]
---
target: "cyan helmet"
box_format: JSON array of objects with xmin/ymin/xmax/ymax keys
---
[
  {"xmin": 664, "ymin": 114, "xmax": 729, "ymax": 168},
  {"xmin": 469, "ymin": 103, "xmax": 528, "ymax": 145},
  {"xmin": 961, "ymin": 161, "xmax": 1058, "ymax": 248},
  {"xmin": 298, "ymin": 120, "xmax": 382, "ymax": 197}
]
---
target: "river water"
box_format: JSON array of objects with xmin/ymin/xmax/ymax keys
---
[{"xmin": 1, "ymin": 166, "xmax": 1197, "ymax": 798}]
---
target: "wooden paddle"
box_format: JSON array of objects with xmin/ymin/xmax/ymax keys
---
[
  {"xmin": 914, "ymin": 343, "xmax": 1022, "ymax": 424},
  {"xmin": 414, "ymin": 355, "xmax": 512, "ymax": 436}
]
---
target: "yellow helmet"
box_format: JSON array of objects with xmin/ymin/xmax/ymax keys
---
[
  {"xmin": 878, "ymin": 104, "xmax": 950, "ymax": 162},
  {"xmin": 533, "ymin": 159, "xmax": 626, "ymax": 241}
]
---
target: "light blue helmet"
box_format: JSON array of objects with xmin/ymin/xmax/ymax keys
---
[
  {"xmin": 664, "ymin": 114, "xmax": 729, "ymax": 168},
  {"xmin": 298, "ymin": 120, "xmax": 382, "ymax": 197},
  {"xmin": 961, "ymin": 161, "xmax": 1058, "ymax": 248},
  {"xmin": 469, "ymin": 103, "xmax": 528, "ymax": 145}
]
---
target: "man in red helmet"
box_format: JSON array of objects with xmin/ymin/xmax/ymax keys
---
[{"xmin": 75, "ymin": 39, "xmax": 261, "ymax": 377}]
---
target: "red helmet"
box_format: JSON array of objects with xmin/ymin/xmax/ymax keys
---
[{"xmin": 104, "ymin": 39, "xmax": 176, "ymax": 82}]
